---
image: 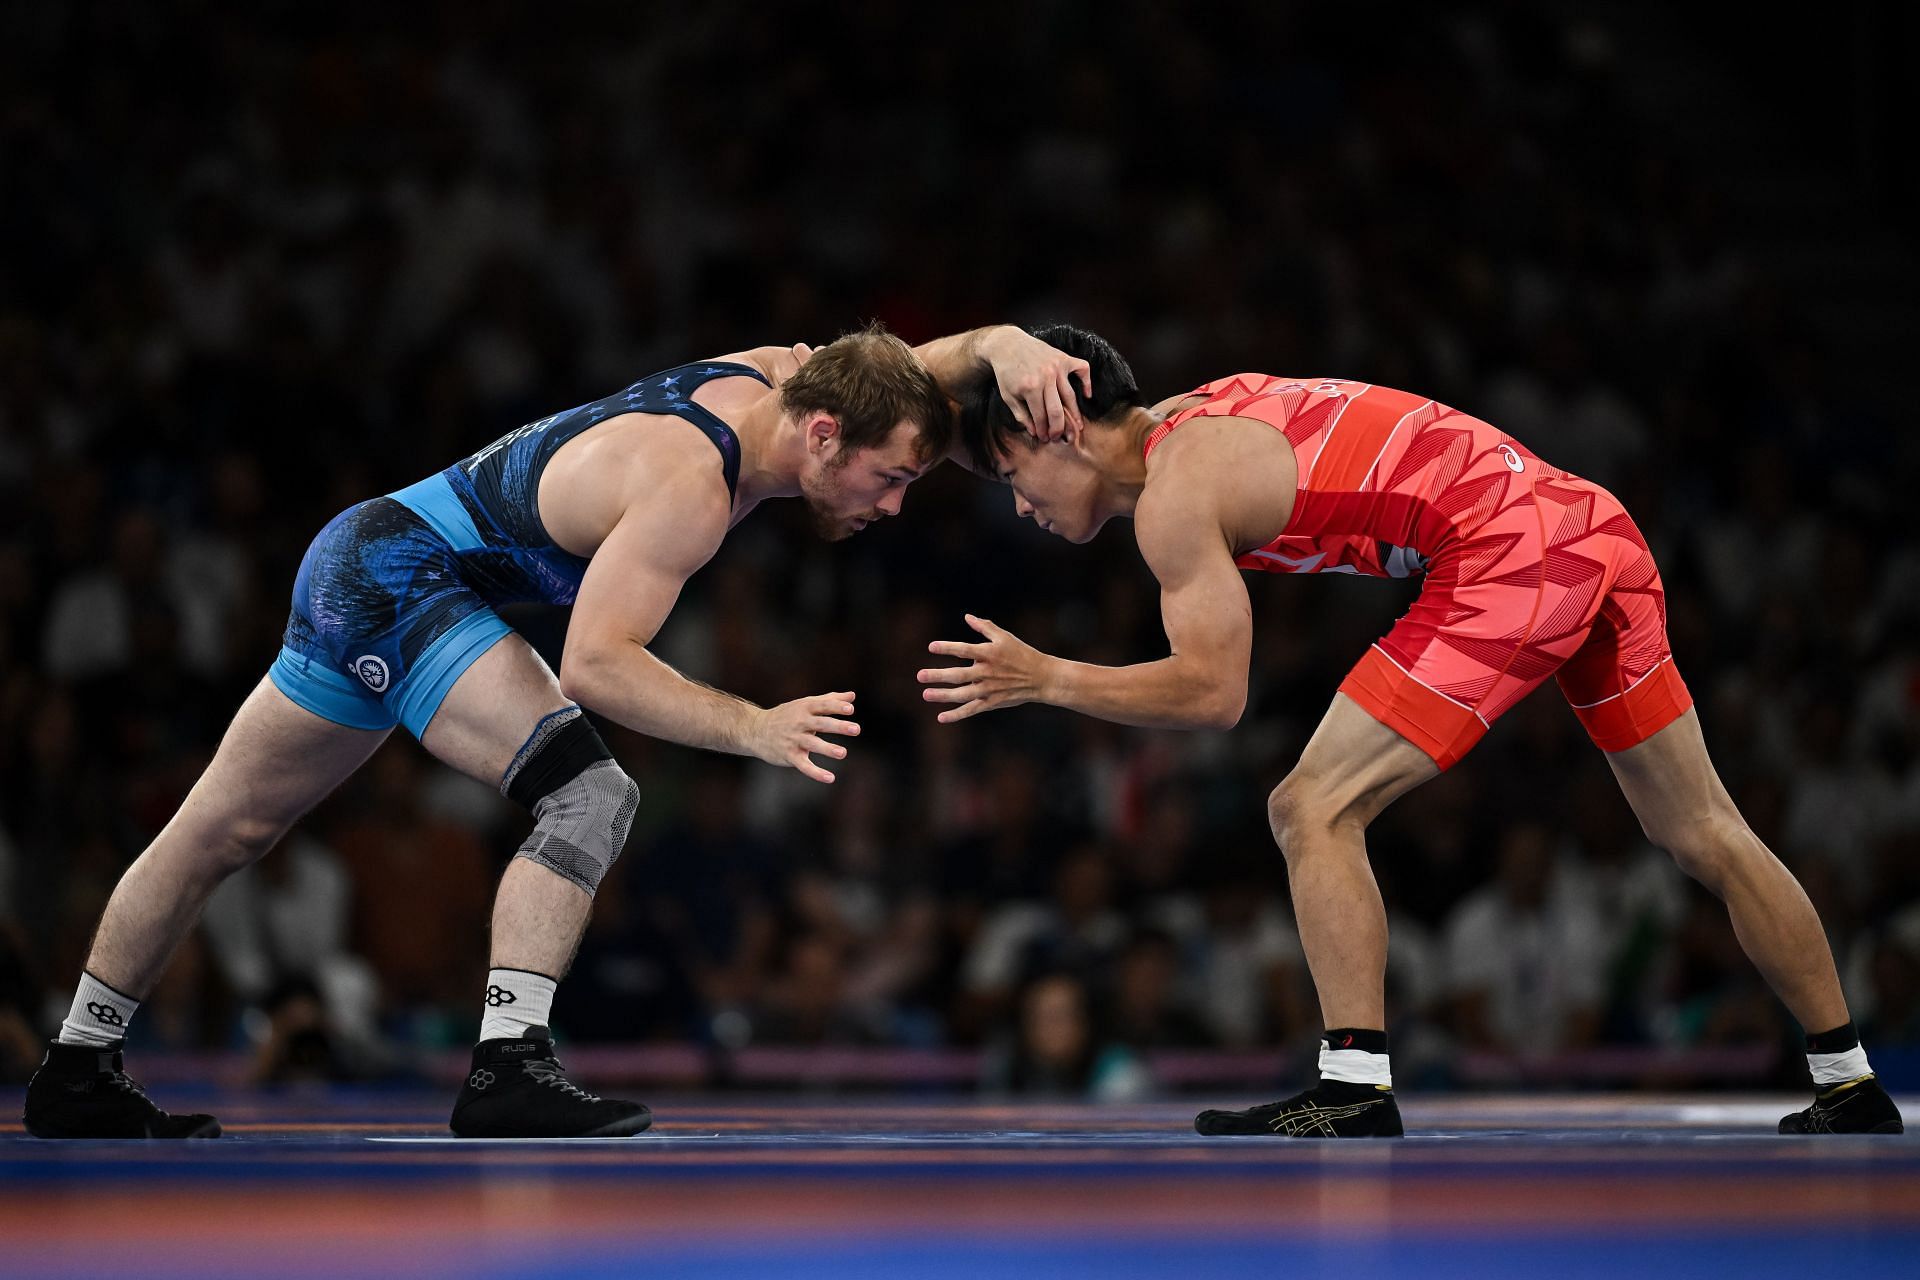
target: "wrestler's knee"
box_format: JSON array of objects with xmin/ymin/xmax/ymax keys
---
[
  {"xmin": 1269, "ymin": 763, "xmax": 1397, "ymax": 865},
  {"xmin": 182, "ymin": 811, "xmax": 287, "ymax": 878},
  {"xmin": 500, "ymin": 707, "xmax": 638, "ymax": 897},
  {"xmin": 1648, "ymin": 810, "xmax": 1751, "ymax": 890},
  {"xmin": 1268, "ymin": 773, "xmax": 1336, "ymax": 862}
]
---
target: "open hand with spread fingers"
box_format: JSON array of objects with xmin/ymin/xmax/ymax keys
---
[
  {"xmin": 918, "ymin": 615, "xmax": 1057, "ymax": 723},
  {"xmin": 749, "ymin": 691, "xmax": 860, "ymax": 783}
]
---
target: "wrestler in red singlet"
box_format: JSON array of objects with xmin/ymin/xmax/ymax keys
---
[
  {"xmin": 929, "ymin": 328, "xmax": 1898, "ymax": 1138},
  {"xmin": 1145, "ymin": 374, "xmax": 1693, "ymax": 770}
]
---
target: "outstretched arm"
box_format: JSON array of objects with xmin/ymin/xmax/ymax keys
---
[
  {"xmin": 914, "ymin": 326, "xmax": 1092, "ymax": 443},
  {"xmin": 561, "ymin": 474, "xmax": 860, "ymax": 783},
  {"xmin": 918, "ymin": 496, "xmax": 1252, "ymax": 731}
]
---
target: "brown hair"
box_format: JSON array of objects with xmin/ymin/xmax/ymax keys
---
[{"xmin": 779, "ymin": 322, "xmax": 953, "ymax": 464}]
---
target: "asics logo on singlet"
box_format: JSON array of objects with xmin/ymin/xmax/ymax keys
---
[
  {"xmin": 352, "ymin": 655, "xmax": 390, "ymax": 692},
  {"xmin": 1499, "ymin": 445, "xmax": 1524, "ymax": 473}
]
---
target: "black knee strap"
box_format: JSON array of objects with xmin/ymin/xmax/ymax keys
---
[{"xmin": 500, "ymin": 707, "xmax": 613, "ymax": 810}]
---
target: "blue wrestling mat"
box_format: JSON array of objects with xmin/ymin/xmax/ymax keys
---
[{"xmin": 4, "ymin": 1093, "xmax": 1917, "ymax": 1278}]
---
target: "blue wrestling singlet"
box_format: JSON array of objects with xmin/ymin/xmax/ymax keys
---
[{"xmin": 269, "ymin": 362, "xmax": 767, "ymax": 737}]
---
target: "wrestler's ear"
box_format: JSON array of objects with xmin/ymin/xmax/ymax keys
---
[{"xmin": 806, "ymin": 412, "xmax": 841, "ymax": 453}]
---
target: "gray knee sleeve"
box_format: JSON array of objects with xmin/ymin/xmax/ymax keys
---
[
  {"xmin": 500, "ymin": 707, "xmax": 638, "ymax": 897},
  {"xmin": 514, "ymin": 760, "xmax": 640, "ymax": 896}
]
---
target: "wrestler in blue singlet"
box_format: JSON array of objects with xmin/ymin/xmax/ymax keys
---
[{"xmin": 269, "ymin": 362, "xmax": 765, "ymax": 737}]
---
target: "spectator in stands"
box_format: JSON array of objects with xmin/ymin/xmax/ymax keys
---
[
  {"xmin": 1444, "ymin": 824, "xmax": 1605, "ymax": 1055},
  {"xmin": 982, "ymin": 970, "xmax": 1147, "ymax": 1100}
]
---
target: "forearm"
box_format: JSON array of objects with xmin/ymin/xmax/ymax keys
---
[
  {"xmin": 1043, "ymin": 655, "xmax": 1244, "ymax": 731},
  {"xmin": 913, "ymin": 326, "xmax": 1015, "ymax": 392},
  {"xmin": 562, "ymin": 642, "xmax": 760, "ymax": 755}
]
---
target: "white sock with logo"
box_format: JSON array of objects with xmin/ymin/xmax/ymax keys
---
[
  {"xmin": 59, "ymin": 972, "xmax": 140, "ymax": 1047},
  {"xmin": 478, "ymin": 968, "xmax": 557, "ymax": 1042}
]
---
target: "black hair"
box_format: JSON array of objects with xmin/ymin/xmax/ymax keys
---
[{"xmin": 957, "ymin": 324, "xmax": 1144, "ymax": 475}]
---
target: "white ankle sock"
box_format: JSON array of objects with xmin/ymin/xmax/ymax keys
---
[
  {"xmin": 59, "ymin": 972, "xmax": 139, "ymax": 1047},
  {"xmin": 479, "ymin": 968, "xmax": 557, "ymax": 1042},
  {"xmin": 1320, "ymin": 1045, "xmax": 1393, "ymax": 1087},
  {"xmin": 1808, "ymin": 1044, "xmax": 1872, "ymax": 1086}
]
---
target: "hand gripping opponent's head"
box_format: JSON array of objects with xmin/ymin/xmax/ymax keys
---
[
  {"xmin": 781, "ymin": 324, "xmax": 953, "ymax": 541},
  {"xmin": 957, "ymin": 324, "xmax": 1146, "ymax": 544}
]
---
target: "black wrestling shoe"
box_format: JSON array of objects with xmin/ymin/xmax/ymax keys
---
[
  {"xmin": 449, "ymin": 1027, "xmax": 651, "ymax": 1138},
  {"xmin": 22, "ymin": 1041, "xmax": 221, "ymax": 1139},
  {"xmin": 1779, "ymin": 1074, "xmax": 1904, "ymax": 1135},
  {"xmin": 1196, "ymin": 1078, "xmax": 1404, "ymax": 1137}
]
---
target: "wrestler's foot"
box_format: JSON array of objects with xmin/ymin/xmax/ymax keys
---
[
  {"xmin": 1779, "ymin": 1074, "xmax": 1904, "ymax": 1134},
  {"xmin": 449, "ymin": 1027, "xmax": 651, "ymax": 1138},
  {"xmin": 1196, "ymin": 1078, "xmax": 1403, "ymax": 1137},
  {"xmin": 23, "ymin": 1041, "xmax": 221, "ymax": 1138}
]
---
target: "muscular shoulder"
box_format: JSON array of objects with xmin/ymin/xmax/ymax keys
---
[
  {"xmin": 544, "ymin": 413, "xmax": 732, "ymax": 566},
  {"xmin": 1139, "ymin": 417, "xmax": 1296, "ymax": 557},
  {"xmin": 601, "ymin": 441, "xmax": 731, "ymax": 577},
  {"xmin": 616, "ymin": 425, "xmax": 732, "ymax": 525}
]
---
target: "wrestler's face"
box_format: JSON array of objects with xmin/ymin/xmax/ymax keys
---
[
  {"xmin": 988, "ymin": 436, "xmax": 1110, "ymax": 543},
  {"xmin": 801, "ymin": 418, "xmax": 932, "ymax": 541}
]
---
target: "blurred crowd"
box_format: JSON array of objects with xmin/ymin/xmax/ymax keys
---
[{"xmin": 2, "ymin": 3, "xmax": 1917, "ymax": 1092}]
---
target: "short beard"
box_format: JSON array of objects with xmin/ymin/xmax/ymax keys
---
[
  {"xmin": 806, "ymin": 498, "xmax": 856, "ymax": 541},
  {"xmin": 802, "ymin": 454, "xmax": 858, "ymax": 541}
]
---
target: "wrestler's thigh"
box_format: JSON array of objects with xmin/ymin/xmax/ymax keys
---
[
  {"xmin": 419, "ymin": 631, "xmax": 574, "ymax": 786},
  {"xmin": 1282, "ymin": 692, "xmax": 1442, "ymax": 827},
  {"xmin": 162, "ymin": 676, "xmax": 392, "ymax": 852}
]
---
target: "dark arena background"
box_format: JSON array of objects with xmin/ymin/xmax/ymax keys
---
[{"xmin": 3, "ymin": 3, "xmax": 1919, "ymax": 1276}]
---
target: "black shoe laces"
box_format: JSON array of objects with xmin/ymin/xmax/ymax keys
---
[{"xmin": 524, "ymin": 1057, "xmax": 602, "ymax": 1104}]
